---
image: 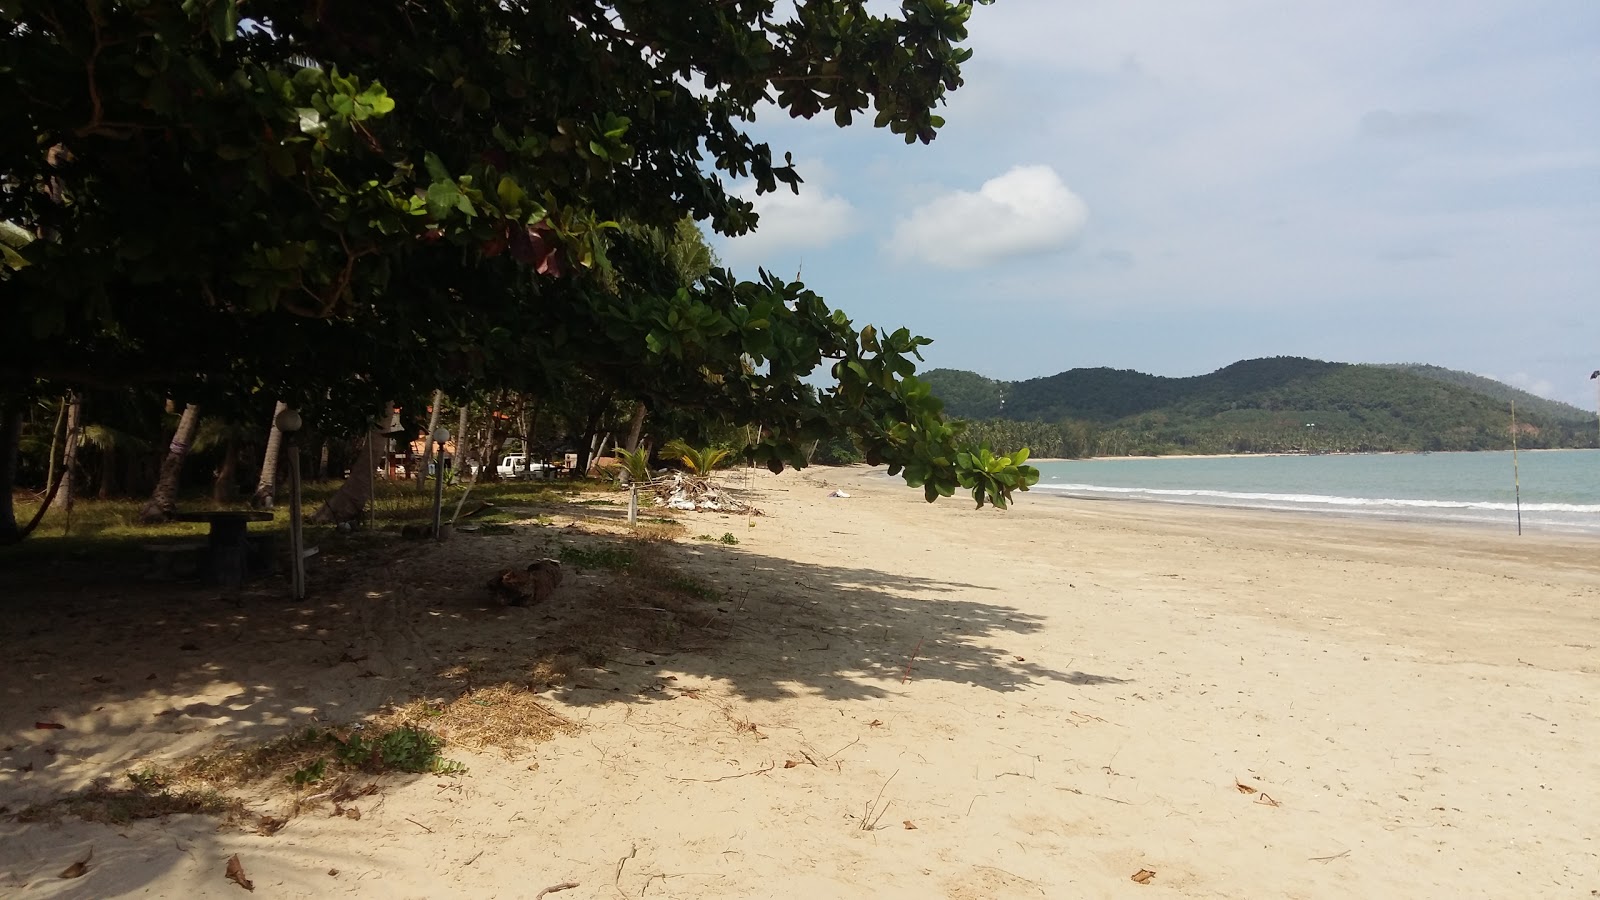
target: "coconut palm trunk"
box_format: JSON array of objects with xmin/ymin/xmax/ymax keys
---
[
  {"xmin": 140, "ymin": 402, "xmax": 201, "ymax": 523},
  {"xmin": 309, "ymin": 427, "xmax": 387, "ymax": 524},
  {"xmin": 58, "ymin": 392, "xmax": 82, "ymax": 523},
  {"xmin": 252, "ymin": 401, "xmax": 288, "ymax": 509},
  {"xmin": 625, "ymin": 402, "xmax": 647, "ymax": 452},
  {"xmin": 416, "ymin": 390, "xmax": 442, "ymax": 491},
  {"xmin": 212, "ymin": 438, "xmax": 240, "ymax": 503}
]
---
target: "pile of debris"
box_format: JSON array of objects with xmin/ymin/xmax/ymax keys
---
[{"xmin": 648, "ymin": 472, "xmax": 762, "ymax": 515}]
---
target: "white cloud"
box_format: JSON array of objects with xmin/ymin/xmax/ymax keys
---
[
  {"xmin": 888, "ymin": 165, "xmax": 1089, "ymax": 269},
  {"xmin": 716, "ymin": 162, "xmax": 857, "ymax": 264}
]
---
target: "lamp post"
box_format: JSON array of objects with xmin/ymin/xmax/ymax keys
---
[
  {"xmin": 274, "ymin": 407, "xmax": 307, "ymax": 600},
  {"xmin": 431, "ymin": 427, "xmax": 450, "ymax": 540}
]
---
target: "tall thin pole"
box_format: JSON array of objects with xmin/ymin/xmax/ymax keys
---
[
  {"xmin": 1511, "ymin": 400, "xmax": 1522, "ymax": 536},
  {"xmin": 288, "ymin": 443, "xmax": 305, "ymax": 599},
  {"xmin": 431, "ymin": 437, "xmax": 446, "ymax": 540},
  {"xmin": 1591, "ymin": 370, "xmax": 1599, "ymax": 449}
]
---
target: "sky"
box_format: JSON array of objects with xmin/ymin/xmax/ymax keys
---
[{"xmin": 709, "ymin": 0, "xmax": 1600, "ymax": 409}]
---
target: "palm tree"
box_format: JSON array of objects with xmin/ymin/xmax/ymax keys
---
[
  {"xmin": 139, "ymin": 402, "xmax": 201, "ymax": 523},
  {"xmin": 78, "ymin": 422, "xmax": 151, "ymax": 499},
  {"xmin": 252, "ymin": 401, "xmax": 290, "ymax": 509},
  {"xmin": 659, "ymin": 440, "xmax": 732, "ymax": 475},
  {"xmin": 613, "ymin": 446, "xmax": 654, "ymax": 485}
]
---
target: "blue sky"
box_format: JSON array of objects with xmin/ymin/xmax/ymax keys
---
[{"xmin": 709, "ymin": 0, "xmax": 1600, "ymax": 408}]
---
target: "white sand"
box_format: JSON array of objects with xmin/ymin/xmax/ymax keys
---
[{"xmin": 3, "ymin": 466, "xmax": 1597, "ymax": 898}]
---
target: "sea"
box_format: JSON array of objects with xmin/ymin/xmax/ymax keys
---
[{"xmin": 1030, "ymin": 450, "xmax": 1600, "ymax": 535}]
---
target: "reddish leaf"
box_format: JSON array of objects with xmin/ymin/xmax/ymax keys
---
[
  {"xmin": 34, "ymin": 722, "xmax": 65, "ymax": 730},
  {"xmin": 1131, "ymin": 869, "xmax": 1155, "ymax": 884}
]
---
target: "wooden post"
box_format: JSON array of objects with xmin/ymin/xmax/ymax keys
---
[
  {"xmin": 1511, "ymin": 400, "xmax": 1522, "ymax": 536},
  {"xmin": 288, "ymin": 440, "xmax": 306, "ymax": 599},
  {"xmin": 432, "ymin": 438, "xmax": 446, "ymax": 540},
  {"xmin": 628, "ymin": 483, "xmax": 638, "ymax": 526}
]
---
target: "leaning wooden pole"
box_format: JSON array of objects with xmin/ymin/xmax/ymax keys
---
[{"xmin": 1511, "ymin": 400, "xmax": 1522, "ymax": 536}]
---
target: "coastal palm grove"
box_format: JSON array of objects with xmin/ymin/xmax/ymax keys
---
[{"xmin": 0, "ymin": 0, "xmax": 1039, "ymax": 542}]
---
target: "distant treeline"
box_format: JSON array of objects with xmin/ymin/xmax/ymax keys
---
[{"xmin": 927, "ymin": 357, "xmax": 1599, "ymax": 458}]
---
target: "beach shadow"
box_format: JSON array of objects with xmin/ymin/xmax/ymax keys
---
[{"xmin": 0, "ymin": 514, "xmax": 1128, "ymax": 891}]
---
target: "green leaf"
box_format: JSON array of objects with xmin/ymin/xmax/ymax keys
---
[
  {"xmin": 423, "ymin": 152, "xmax": 452, "ymax": 183},
  {"xmin": 496, "ymin": 176, "xmax": 526, "ymax": 209},
  {"xmin": 296, "ymin": 107, "xmax": 325, "ymax": 136},
  {"xmin": 425, "ymin": 181, "xmax": 458, "ymax": 219}
]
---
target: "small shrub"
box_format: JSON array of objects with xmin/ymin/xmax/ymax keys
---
[
  {"xmin": 719, "ymin": 532, "xmax": 739, "ymax": 545},
  {"xmin": 287, "ymin": 759, "xmax": 326, "ymax": 786},
  {"xmin": 334, "ymin": 725, "xmax": 463, "ymax": 775}
]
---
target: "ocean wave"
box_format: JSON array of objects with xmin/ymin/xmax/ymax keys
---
[{"xmin": 1032, "ymin": 482, "xmax": 1600, "ymax": 514}]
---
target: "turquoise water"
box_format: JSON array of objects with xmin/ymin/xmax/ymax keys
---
[{"xmin": 1031, "ymin": 450, "xmax": 1600, "ymax": 534}]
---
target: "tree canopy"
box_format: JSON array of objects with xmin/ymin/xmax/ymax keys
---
[{"xmin": 1, "ymin": 0, "xmax": 1038, "ymax": 527}]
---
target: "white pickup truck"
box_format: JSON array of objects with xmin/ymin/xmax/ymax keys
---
[{"xmin": 495, "ymin": 454, "xmax": 548, "ymax": 479}]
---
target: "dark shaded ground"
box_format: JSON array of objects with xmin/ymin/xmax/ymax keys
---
[{"xmin": 0, "ymin": 495, "xmax": 1127, "ymax": 894}]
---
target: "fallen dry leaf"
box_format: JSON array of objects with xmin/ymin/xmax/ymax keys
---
[
  {"xmin": 1014, "ymin": 656, "xmax": 1026, "ymax": 662},
  {"xmin": 327, "ymin": 869, "xmax": 339, "ymax": 877},
  {"xmin": 1234, "ymin": 781, "xmax": 1258, "ymax": 795},
  {"xmin": 257, "ymin": 816, "xmax": 285, "ymax": 836},
  {"xmin": 1131, "ymin": 868, "xmax": 1156, "ymax": 885},
  {"xmin": 902, "ymin": 820, "xmax": 917, "ymax": 830},
  {"xmin": 345, "ymin": 806, "xmax": 362, "ymax": 820},
  {"xmin": 59, "ymin": 847, "xmax": 93, "ymax": 879},
  {"xmin": 34, "ymin": 722, "xmax": 65, "ymax": 730},
  {"xmin": 868, "ymin": 719, "xmax": 883, "ymax": 727},
  {"xmin": 783, "ymin": 760, "xmax": 800, "ymax": 769},
  {"xmin": 225, "ymin": 854, "xmax": 253, "ymax": 891}
]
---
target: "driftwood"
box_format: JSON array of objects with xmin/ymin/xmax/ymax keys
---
[{"xmin": 488, "ymin": 558, "xmax": 563, "ymax": 606}]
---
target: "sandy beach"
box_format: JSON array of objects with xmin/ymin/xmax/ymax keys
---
[{"xmin": 3, "ymin": 466, "xmax": 1598, "ymax": 898}]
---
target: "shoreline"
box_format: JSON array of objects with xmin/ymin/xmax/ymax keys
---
[{"xmin": 1028, "ymin": 446, "xmax": 1599, "ymax": 463}]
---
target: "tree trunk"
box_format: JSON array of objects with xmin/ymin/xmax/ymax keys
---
[
  {"xmin": 455, "ymin": 403, "xmax": 469, "ymax": 478},
  {"xmin": 58, "ymin": 392, "xmax": 82, "ymax": 524},
  {"xmin": 479, "ymin": 398, "xmax": 504, "ymax": 482},
  {"xmin": 309, "ymin": 427, "xmax": 386, "ymax": 524},
  {"xmin": 625, "ymin": 402, "xmax": 647, "ymax": 452},
  {"xmin": 98, "ymin": 443, "xmax": 116, "ymax": 500},
  {"xmin": 0, "ymin": 401, "xmax": 22, "ymax": 544},
  {"xmin": 252, "ymin": 400, "xmax": 288, "ymax": 509},
  {"xmin": 212, "ymin": 437, "xmax": 239, "ymax": 503},
  {"xmin": 315, "ymin": 439, "xmax": 329, "ymax": 479},
  {"xmin": 140, "ymin": 402, "xmax": 201, "ymax": 523},
  {"xmin": 417, "ymin": 390, "xmax": 442, "ymax": 491}
]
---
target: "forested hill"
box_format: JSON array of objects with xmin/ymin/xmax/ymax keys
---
[
  {"xmin": 921, "ymin": 357, "xmax": 1598, "ymax": 456},
  {"xmin": 1375, "ymin": 363, "xmax": 1592, "ymax": 421}
]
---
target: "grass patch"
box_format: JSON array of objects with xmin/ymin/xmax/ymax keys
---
[
  {"xmin": 558, "ymin": 545, "xmax": 635, "ymax": 571},
  {"xmin": 183, "ymin": 723, "xmax": 467, "ymax": 787},
  {"xmin": 1, "ymin": 478, "xmax": 602, "ymax": 575},
  {"xmin": 11, "ymin": 772, "xmax": 244, "ymax": 826},
  {"xmin": 629, "ymin": 520, "xmax": 685, "ymax": 542},
  {"xmin": 694, "ymin": 532, "xmax": 740, "ymax": 545}
]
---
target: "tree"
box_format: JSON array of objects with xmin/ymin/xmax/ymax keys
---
[
  {"xmin": 660, "ymin": 440, "xmax": 734, "ymax": 476},
  {"xmin": 253, "ymin": 401, "xmax": 290, "ymax": 509},
  {"xmin": 3, "ymin": 0, "xmax": 1037, "ymax": 523},
  {"xmin": 140, "ymin": 403, "xmax": 201, "ymax": 523}
]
